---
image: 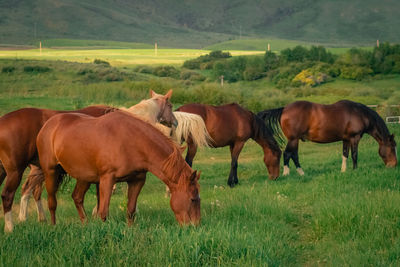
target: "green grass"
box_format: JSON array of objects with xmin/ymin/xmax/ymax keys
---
[
  {"xmin": 0, "ymin": 55, "xmax": 400, "ymax": 265},
  {"xmin": 0, "ymin": 129, "xmax": 399, "ymax": 266}
]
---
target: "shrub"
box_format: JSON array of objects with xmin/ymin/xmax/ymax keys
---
[
  {"xmin": 340, "ymin": 66, "xmax": 373, "ymax": 80},
  {"xmin": 23, "ymin": 65, "xmax": 51, "ymax": 73},
  {"xmin": 134, "ymin": 65, "xmax": 154, "ymax": 74},
  {"xmin": 292, "ymin": 69, "xmax": 329, "ymax": 87},
  {"xmin": 180, "ymin": 70, "xmax": 206, "ymax": 81},
  {"xmin": 2, "ymin": 66, "xmax": 16, "ymax": 73},
  {"xmin": 183, "ymin": 50, "xmax": 232, "ymax": 70},
  {"xmin": 93, "ymin": 59, "xmax": 110, "ymax": 66},
  {"xmin": 152, "ymin": 65, "xmax": 180, "ymax": 78}
]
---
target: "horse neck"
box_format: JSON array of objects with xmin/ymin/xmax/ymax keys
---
[
  {"xmin": 148, "ymin": 145, "xmax": 191, "ymax": 190},
  {"xmin": 126, "ymin": 99, "xmax": 158, "ymax": 123},
  {"xmin": 368, "ymin": 117, "xmax": 390, "ymax": 146},
  {"xmin": 251, "ymin": 114, "xmax": 281, "ymax": 156}
]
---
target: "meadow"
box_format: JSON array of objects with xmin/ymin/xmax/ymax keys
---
[{"xmin": 0, "ymin": 47, "xmax": 400, "ymax": 266}]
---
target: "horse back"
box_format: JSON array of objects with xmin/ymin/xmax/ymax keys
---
[{"xmin": 178, "ymin": 103, "xmax": 252, "ymax": 146}]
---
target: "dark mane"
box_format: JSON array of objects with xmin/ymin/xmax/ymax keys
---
[
  {"xmin": 251, "ymin": 112, "xmax": 281, "ymax": 154},
  {"xmin": 257, "ymin": 107, "xmax": 286, "ymax": 148},
  {"xmin": 351, "ymin": 101, "xmax": 391, "ymax": 142}
]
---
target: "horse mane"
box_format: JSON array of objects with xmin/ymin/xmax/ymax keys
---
[
  {"xmin": 120, "ymin": 99, "xmax": 159, "ymax": 123},
  {"xmin": 257, "ymin": 108, "xmax": 286, "ymax": 148},
  {"xmin": 173, "ymin": 111, "xmax": 214, "ymax": 148},
  {"xmin": 251, "ymin": 112, "xmax": 281, "ymax": 154},
  {"xmin": 352, "ymin": 102, "xmax": 391, "ymax": 142},
  {"xmin": 161, "ymin": 144, "xmax": 188, "ymax": 184}
]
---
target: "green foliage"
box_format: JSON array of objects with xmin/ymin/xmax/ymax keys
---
[
  {"xmin": 340, "ymin": 66, "xmax": 373, "ymax": 80},
  {"xmin": 1, "ymin": 66, "xmax": 15, "ymax": 73},
  {"xmin": 371, "ymin": 43, "xmax": 400, "ymax": 74},
  {"xmin": 152, "ymin": 65, "xmax": 180, "ymax": 79},
  {"xmin": 180, "ymin": 70, "xmax": 206, "ymax": 82},
  {"xmin": 183, "ymin": 50, "xmax": 231, "ymax": 70},
  {"xmin": 23, "ymin": 65, "xmax": 51, "ymax": 73},
  {"xmin": 93, "ymin": 59, "xmax": 111, "ymax": 66}
]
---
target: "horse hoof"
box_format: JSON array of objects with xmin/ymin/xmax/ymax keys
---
[
  {"xmin": 296, "ymin": 168, "xmax": 305, "ymax": 176},
  {"xmin": 228, "ymin": 182, "xmax": 235, "ymax": 188},
  {"xmin": 283, "ymin": 165, "xmax": 290, "ymax": 176}
]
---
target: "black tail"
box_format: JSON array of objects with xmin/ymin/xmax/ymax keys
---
[
  {"xmin": 257, "ymin": 108, "xmax": 286, "ymax": 148},
  {"xmin": 251, "ymin": 113, "xmax": 281, "ymax": 155}
]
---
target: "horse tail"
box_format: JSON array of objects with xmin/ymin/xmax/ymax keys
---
[
  {"xmin": 257, "ymin": 107, "xmax": 286, "ymax": 148},
  {"xmin": 251, "ymin": 113, "xmax": 281, "ymax": 155},
  {"xmin": 173, "ymin": 111, "xmax": 213, "ymax": 148}
]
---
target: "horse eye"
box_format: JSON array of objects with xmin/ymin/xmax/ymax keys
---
[{"xmin": 191, "ymin": 195, "xmax": 200, "ymax": 202}]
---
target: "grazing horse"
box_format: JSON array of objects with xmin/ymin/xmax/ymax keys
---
[
  {"xmin": 36, "ymin": 111, "xmax": 201, "ymax": 225},
  {"xmin": 177, "ymin": 103, "xmax": 281, "ymax": 187},
  {"xmin": 1, "ymin": 90, "xmax": 176, "ymax": 232},
  {"xmin": 258, "ymin": 100, "xmax": 397, "ymax": 176},
  {"xmin": 16, "ymin": 90, "xmax": 177, "ymax": 227}
]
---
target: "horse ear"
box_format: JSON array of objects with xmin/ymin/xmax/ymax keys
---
[
  {"xmin": 165, "ymin": 89, "xmax": 173, "ymax": 100},
  {"xmin": 190, "ymin": 170, "xmax": 197, "ymax": 184},
  {"xmin": 196, "ymin": 171, "xmax": 201, "ymax": 181},
  {"xmin": 179, "ymin": 145, "xmax": 187, "ymax": 154},
  {"xmin": 150, "ymin": 89, "xmax": 156, "ymax": 98}
]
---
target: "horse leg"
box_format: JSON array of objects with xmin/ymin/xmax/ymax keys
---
[
  {"xmin": 32, "ymin": 183, "xmax": 46, "ymax": 222},
  {"xmin": 283, "ymin": 143, "xmax": 293, "ymax": 176},
  {"xmin": 350, "ymin": 136, "xmax": 361, "ymax": 169},
  {"xmin": 98, "ymin": 174, "xmax": 115, "ymax": 221},
  {"xmin": 71, "ymin": 180, "xmax": 91, "ymax": 223},
  {"xmin": 185, "ymin": 136, "xmax": 198, "ymax": 167},
  {"xmin": 1, "ymin": 167, "xmax": 24, "ymax": 232},
  {"xmin": 127, "ymin": 173, "xmax": 146, "ymax": 226},
  {"xmin": 289, "ymin": 139, "xmax": 304, "ymax": 176},
  {"xmin": 44, "ymin": 168, "xmax": 62, "ymax": 225},
  {"xmin": 19, "ymin": 165, "xmax": 45, "ymax": 222},
  {"xmin": 228, "ymin": 141, "xmax": 245, "ymax": 187},
  {"xmin": 0, "ymin": 163, "xmax": 6, "ymax": 187},
  {"xmin": 341, "ymin": 140, "xmax": 350, "ymax": 172},
  {"xmin": 91, "ymin": 183, "xmax": 100, "ymax": 217}
]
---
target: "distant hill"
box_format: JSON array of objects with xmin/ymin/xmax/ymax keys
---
[{"xmin": 1, "ymin": 0, "xmax": 399, "ymax": 48}]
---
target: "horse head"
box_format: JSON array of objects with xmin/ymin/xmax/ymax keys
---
[
  {"xmin": 379, "ymin": 134, "xmax": 397, "ymax": 167},
  {"xmin": 150, "ymin": 89, "xmax": 178, "ymax": 127},
  {"xmin": 169, "ymin": 170, "xmax": 201, "ymax": 226}
]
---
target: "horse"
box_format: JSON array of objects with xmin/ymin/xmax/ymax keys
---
[
  {"xmin": 36, "ymin": 111, "xmax": 201, "ymax": 225},
  {"xmin": 1, "ymin": 90, "xmax": 176, "ymax": 232},
  {"xmin": 176, "ymin": 103, "xmax": 281, "ymax": 187},
  {"xmin": 257, "ymin": 100, "xmax": 397, "ymax": 176}
]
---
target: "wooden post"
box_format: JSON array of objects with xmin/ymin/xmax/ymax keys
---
[
  {"xmin": 40, "ymin": 41, "xmax": 42, "ymax": 55},
  {"xmin": 155, "ymin": 42, "xmax": 158, "ymax": 56},
  {"xmin": 219, "ymin": 75, "xmax": 224, "ymax": 87},
  {"xmin": 377, "ymin": 39, "xmax": 380, "ymax": 47},
  {"xmin": 267, "ymin": 43, "xmax": 271, "ymax": 51}
]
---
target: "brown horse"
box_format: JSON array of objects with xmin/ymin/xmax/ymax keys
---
[
  {"xmin": 176, "ymin": 103, "xmax": 281, "ymax": 187},
  {"xmin": 36, "ymin": 111, "xmax": 201, "ymax": 225},
  {"xmin": 258, "ymin": 100, "xmax": 397, "ymax": 176},
  {"xmin": 0, "ymin": 90, "xmax": 177, "ymax": 232}
]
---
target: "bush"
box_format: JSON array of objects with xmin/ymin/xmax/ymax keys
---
[
  {"xmin": 292, "ymin": 69, "xmax": 329, "ymax": 87},
  {"xmin": 182, "ymin": 50, "xmax": 232, "ymax": 70},
  {"xmin": 180, "ymin": 70, "xmax": 206, "ymax": 81},
  {"xmin": 134, "ymin": 65, "xmax": 154, "ymax": 74},
  {"xmin": 152, "ymin": 65, "xmax": 180, "ymax": 78},
  {"xmin": 340, "ymin": 66, "xmax": 373, "ymax": 80},
  {"xmin": 23, "ymin": 65, "xmax": 51, "ymax": 73},
  {"xmin": 93, "ymin": 59, "xmax": 110, "ymax": 66},
  {"xmin": 2, "ymin": 66, "xmax": 16, "ymax": 73}
]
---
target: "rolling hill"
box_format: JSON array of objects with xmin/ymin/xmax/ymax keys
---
[{"xmin": 0, "ymin": 0, "xmax": 399, "ymax": 48}]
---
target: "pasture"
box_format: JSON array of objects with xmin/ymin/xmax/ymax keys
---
[{"xmin": 0, "ymin": 47, "xmax": 400, "ymax": 265}]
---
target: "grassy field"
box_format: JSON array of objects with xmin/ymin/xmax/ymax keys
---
[
  {"xmin": 0, "ymin": 48, "xmax": 264, "ymax": 67},
  {"xmin": 0, "ymin": 128, "xmax": 399, "ymax": 266},
  {"xmin": 0, "ymin": 49, "xmax": 400, "ymax": 265}
]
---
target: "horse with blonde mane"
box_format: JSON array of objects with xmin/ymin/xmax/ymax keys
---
[
  {"xmin": 36, "ymin": 111, "xmax": 201, "ymax": 225},
  {"xmin": 17, "ymin": 90, "xmax": 177, "ymax": 227}
]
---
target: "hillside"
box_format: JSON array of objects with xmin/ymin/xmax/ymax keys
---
[{"xmin": 0, "ymin": 0, "xmax": 399, "ymax": 48}]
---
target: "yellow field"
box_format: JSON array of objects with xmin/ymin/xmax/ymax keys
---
[{"xmin": 0, "ymin": 48, "xmax": 264, "ymax": 67}]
